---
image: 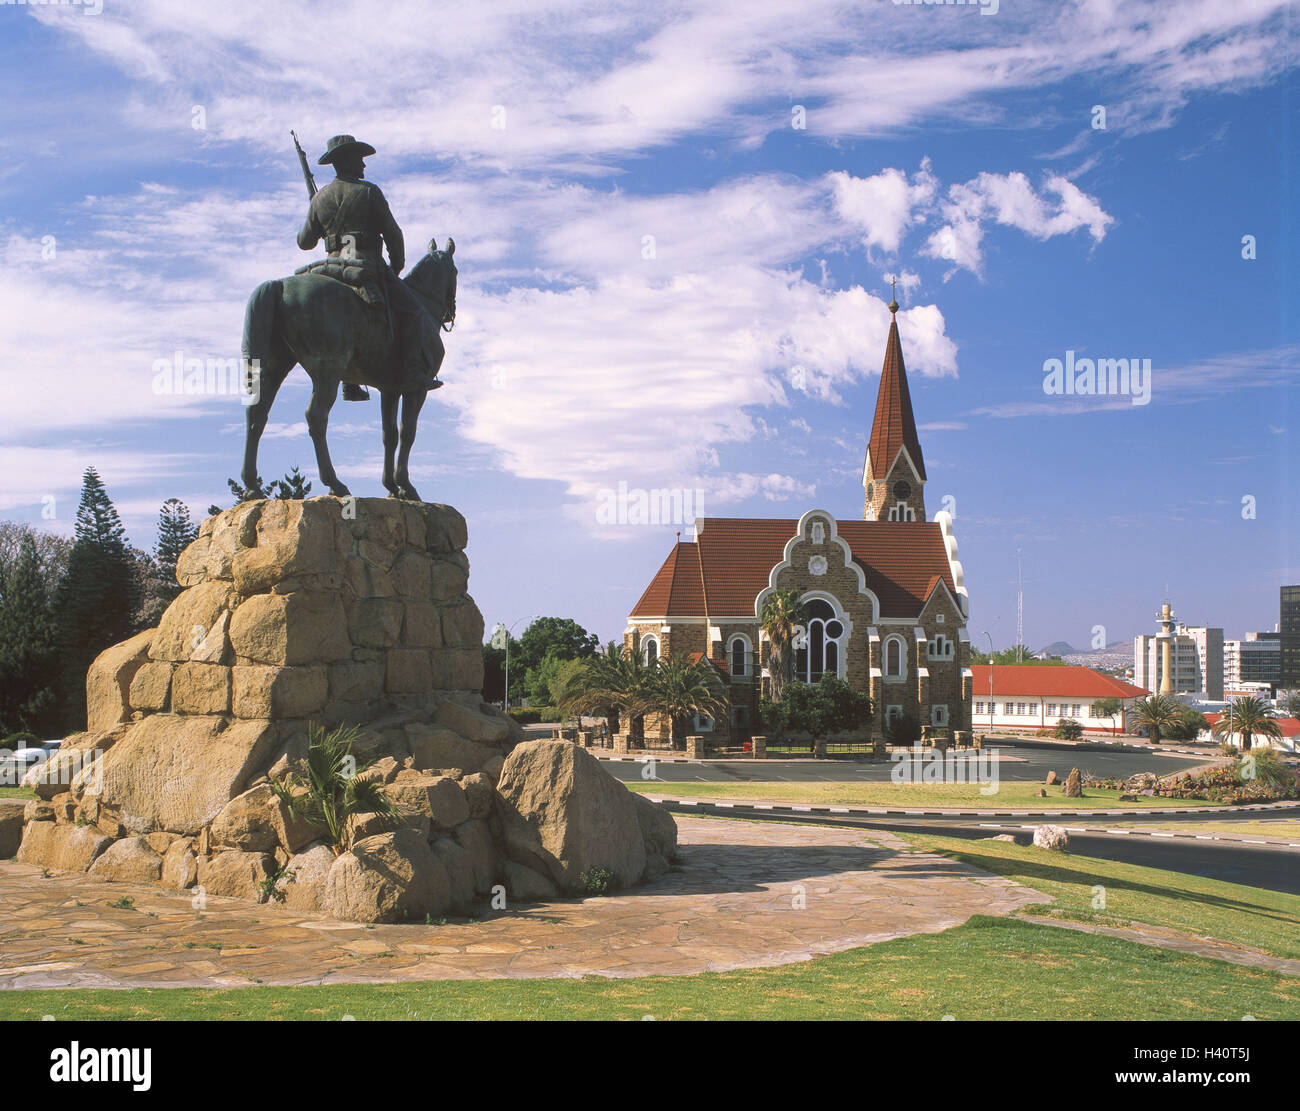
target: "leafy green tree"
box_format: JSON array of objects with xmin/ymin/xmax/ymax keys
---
[
  {"xmin": 0, "ymin": 521, "xmax": 70, "ymax": 596},
  {"xmin": 0, "ymin": 531, "xmax": 61, "ymax": 735},
  {"xmin": 1129, "ymin": 694, "xmax": 1181, "ymax": 744},
  {"xmin": 514, "ymin": 617, "xmax": 599, "ymax": 692},
  {"xmin": 760, "ymin": 588, "xmax": 807, "ymax": 700},
  {"xmin": 54, "ymin": 468, "xmax": 139, "ymax": 731},
  {"xmin": 1163, "ymin": 705, "xmax": 1209, "ymax": 741},
  {"xmin": 969, "ymin": 645, "xmax": 1063, "ymax": 665},
  {"xmin": 1091, "ymin": 696, "xmax": 1123, "ymax": 732},
  {"xmin": 760, "ymin": 675, "xmax": 872, "ymax": 742},
  {"xmin": 1278, "ymin": 690, "xmax": 1300, "ymax": 719},
  {"xmin": 1211, "ymin": 696, "xmax": 1282, "ymax": 752}
]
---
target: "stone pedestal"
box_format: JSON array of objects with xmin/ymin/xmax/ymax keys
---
[
  {"xmin": 685, "ymin": 735, "xmax": 706, "ymax": 760},
  {"xmin": 613, "ymin": 732, "xmax": 630, "ymax": 754},
  {"xmin": 750, "ymin": 734, "xmax": 766, "ymax": 759}
]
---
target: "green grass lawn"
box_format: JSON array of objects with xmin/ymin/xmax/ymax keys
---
[
  {"xmin": 629, "ymin": 781, "xmax": 1223, "ymax": 809},
  {"xmin": 0, "ymin": 787, "xmax": 34, "ymax": 800},
  {"xmin": 902, "ymin": 833, "xmax": 1300, "ymax": 960},
  {"xmin": 0, "ymin": 916, "xmax": 1295, "ymax": 1021}
]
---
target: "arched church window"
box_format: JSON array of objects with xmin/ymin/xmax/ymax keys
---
[
  {"xmin": 884, "ymin": 636, "xmax": 905, "ymax": 678},
  {"xmin": 729, "ymin": 635, "xmax": 750, "ymax": 677},
  {"xmin": 642, "ymin": 636, "xmax": 659, "ymax": 664},
  {"xmin": 794, "ymin": 599, "xmax": 844, "ymax": 682}
]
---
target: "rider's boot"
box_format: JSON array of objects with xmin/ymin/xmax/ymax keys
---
[{"xmin": 342, "ymin": 383, "xmax": 370, "ymax": 401}]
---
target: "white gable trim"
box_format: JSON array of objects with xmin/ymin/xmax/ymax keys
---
[
  {"xmin": 753, "ymin": 509, "xmax": 880, "ymax": 622},
  {"xmin": 934, "ymin": 510, "xmax": 969, "ymax": 618}
]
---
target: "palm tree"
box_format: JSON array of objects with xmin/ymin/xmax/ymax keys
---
[
  {"xmin": 760, "ymin": 588, "xmax": 808, "ymax": 700},
  {"xmin": 1211, "ymin": 695, "xmax": 1282, "ymax": 752},
  {"xmin": 633, "ymin": 653, "xmax": 727, "ymax": 748},
  {"xmin": 557, "ymin": 645, "xmax": 655, "ymax": 743},
  {"xmin": 1129, "ymin": 694, "xmax": 1182, "ymax": 744}
]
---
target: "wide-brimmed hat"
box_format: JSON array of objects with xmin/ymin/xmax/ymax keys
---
[{"xmin": 318, "ymin": 134, "xmax": 376, "ymax": 165}]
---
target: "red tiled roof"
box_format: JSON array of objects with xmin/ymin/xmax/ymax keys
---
[
  {"xmin": 629, "ymin": 518, "xmax": 955, "ymax": 619},
  {"xmin": 1204, "ymin": 713, "xmax": 1300, "ymax": 738},
  {"xmin": 866, "ymin": 314, "xmax": 926, "ymax": 482},
  {"xmin": 971, "ymin": 665, "xmax": 1148, "ymax": 699},
  {"xmin": 629, "ymin": 541, "xmax": 705, "ymax": 618}
]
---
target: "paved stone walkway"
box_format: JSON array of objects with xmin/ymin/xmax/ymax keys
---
[
  {"xmin": 1016, "ymin": 915, "xmax": 1300, "ymax": 976},
  {"xmin": 0, "ymin": 818, "xmax": 1047, "ymax": 990}
]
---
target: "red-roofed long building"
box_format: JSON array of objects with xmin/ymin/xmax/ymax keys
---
[
  {"xmin": 625, "ymin": 296, "xmax": 972, "ymax": 746},
  {"xmin": 970, "ymin": 665, "xmax": 1149, "ymax": 734}
]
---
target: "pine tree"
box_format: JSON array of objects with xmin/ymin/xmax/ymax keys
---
[
  {"xmin": 54, "ymin": 468, "xmax": 139, "ymax": 731},
  {"xmin": 154, "ymin": 498, "xmax": 199, "ymax": 603},
  {"xmin": 0, "ymin": 531, "xmax": 61, "ymax": 735}
]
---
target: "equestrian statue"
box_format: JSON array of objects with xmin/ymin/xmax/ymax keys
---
[{"xmin": 239, "ymin": 132, "xmax": 457, "ymax": 501}]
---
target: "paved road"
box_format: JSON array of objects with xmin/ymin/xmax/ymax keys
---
[
  {"xmin": 603, "ymin": 747, "xmax": 1211, "ymax": 785},
  {"xmin": 654, "ymin": 803, "xmax": 1300, "ymax": 895}
]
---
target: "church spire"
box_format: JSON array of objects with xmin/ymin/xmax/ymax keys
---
[{"xmin": 863, "ymin": 285, "xmax": 927, "ymax": 522}]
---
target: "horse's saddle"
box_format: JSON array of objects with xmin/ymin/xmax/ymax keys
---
[{"xmin": 294, "ymin": 256, "xmax": 384, "ymax": 307}]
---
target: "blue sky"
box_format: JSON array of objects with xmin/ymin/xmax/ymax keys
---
[{"xmin": 1, "ymin": 0, "xmax": 1296, "ymax": 652}]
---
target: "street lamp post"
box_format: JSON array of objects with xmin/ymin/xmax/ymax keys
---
[
  {"xmin": 983, "ymin": 631, "xmax": 995, "ymax": 734},
  {"xmin": 493, "ymin": 615, "xmax": 539, "ymax": 711}
]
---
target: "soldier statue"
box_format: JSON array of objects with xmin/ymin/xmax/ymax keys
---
[{"xmin": 296, "ymin": 134, "xmax": 444, "ymax": 401}]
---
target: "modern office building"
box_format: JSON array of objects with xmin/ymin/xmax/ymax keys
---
[
  {"xmin": 1281, "ymin": 585, "xmax": 1300, "ymax": 690},
  {"xmin": 1223, "ymin": 631, "xmax": 1281, "ymax": 689},
  {"xmin": 1133, "ymin": 603, "xmax": 1224, "ymax": 699}
]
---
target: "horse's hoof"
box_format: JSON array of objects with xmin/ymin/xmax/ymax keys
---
[
  {"xmin": 330, "ymin": 484, "xmax": 352, "ymax": 498},
  {"xmin": 399, "ymin": 486, "xmax": 421, "ymax": 502}
]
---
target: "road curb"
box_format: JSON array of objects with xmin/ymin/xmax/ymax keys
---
[{"xmin": 646, "ymin": 794, "xmax": 1300, "ymax": 822}]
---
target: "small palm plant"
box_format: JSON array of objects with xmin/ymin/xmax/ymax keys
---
[
  {"xmin": 1211, "ymin": 695, "xmax": 1282, "ymax": 753},
  {"xmin": 760, "ymin": 588, "xmax": 808, "ymax": 700},
  {"xmin": 633, "ymin": 653, "xmax": 727, "ymax": 748},
  {"xmin": 1129, "ymin": 694, "xmax": 1182, "ymax": 744},
  {"xmin": 269, "ymin": 723, "xmax": 404, "ymax": 852}
]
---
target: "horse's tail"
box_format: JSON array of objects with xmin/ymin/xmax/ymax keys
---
[{"xmin": 242, "ymin": 279, "xmax": 282, "ymax": 390}]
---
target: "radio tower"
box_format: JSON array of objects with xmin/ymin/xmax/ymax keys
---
[{"xmin": 1016, "ymin": 549, "xmax": 1023, "ymax": 662}]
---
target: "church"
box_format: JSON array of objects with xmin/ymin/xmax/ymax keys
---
[{"xmin": 624, "ymin": 291, "xmax": 973, "ymax": 748}]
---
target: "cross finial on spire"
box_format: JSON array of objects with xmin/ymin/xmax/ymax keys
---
[{"xmin": 888, "ymin": 276, "xmax": 899, "ymax": 315}]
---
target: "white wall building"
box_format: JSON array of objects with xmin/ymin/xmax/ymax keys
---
[{"xmin": 971, "ymin": 665, "xmax": 1149, "ymax": 734}]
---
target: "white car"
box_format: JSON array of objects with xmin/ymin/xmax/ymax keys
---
[{"xmin": 0, "ymin": 746, "xmax": 49, "ymax": 787}]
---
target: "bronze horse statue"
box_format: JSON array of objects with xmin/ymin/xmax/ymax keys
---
[{"xmin": 239, "ymin": 238, "xmax": 457, "ymax": 502}]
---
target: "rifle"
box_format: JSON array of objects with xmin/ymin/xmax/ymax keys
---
[{"xmin": 291, "ymin": 130, "xmax": 317, "ymax": 199}]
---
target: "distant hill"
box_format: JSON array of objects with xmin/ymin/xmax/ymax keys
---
[
  {"xmin": 1038, "ymin": 641, "xmax": 1077, "ymax": 657},
  {"xmin": 1038, "ymin": 639, "xmax": 1132, "ymax": 657}
]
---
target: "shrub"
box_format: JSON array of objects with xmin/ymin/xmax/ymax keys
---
[
  {"xmin": 580, "ymin": 867, "xmax": 619, "ymax": 896},
  {"xmin": 1054, "ymin": 718, "xmax": 1084, "ymax": 741},
  {"xmin": 886, "ymin": 713, "xmax": 922, "ymax": 746},
  {"xmin": 507, "ymin": 708, "xmax": 541, "ymax": 725},
  {"xmin": 5, "ymin": 732, "xmax": 39, "ymax": 749}
]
